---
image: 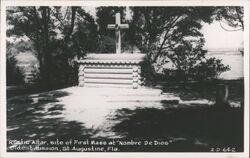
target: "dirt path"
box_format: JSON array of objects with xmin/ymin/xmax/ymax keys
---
[{"xmin": 7, "ymin": 86, "xmax": 243, "ymax": 152}]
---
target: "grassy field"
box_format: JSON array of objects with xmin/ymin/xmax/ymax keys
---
[
  {"xmin": 161, "ymin": 80, "xmax": 244, "ymax": 102},
  {"xmin": 7, "ymin": 80, "xmax": 244, "ymax": 152}
]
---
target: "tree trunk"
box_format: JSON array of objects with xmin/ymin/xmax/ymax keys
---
[
  {"xmin": 65, "ymin": 7, "xmax": 77, "ymax": 41},
  {"xmin": 215, "ymin": 83, "xmax": 230, "ymax": 108},
  {"xmin": 41, "ymin": 7, "xmax": 51, "ymax": 85}
]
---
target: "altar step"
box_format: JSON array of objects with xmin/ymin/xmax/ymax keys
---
[
  {"xmin": 75, "ymin": 87, "xmax": 163, "ymax": 96},
  {"xmin": 85, "ymin": 78, "xmax": 133, "ymax": 84},
  {"xmin": 84, "ymin": 82, "xmax": 133, "ymax": 88},
  {"xmin": 107, "ymin": 95, "xmax": 180, "ymax": 103},
  {"xmin": 71, "ymin": 87, "xmax": 180, "ymax": 104}
]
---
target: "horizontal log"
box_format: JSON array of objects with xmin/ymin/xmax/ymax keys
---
[
  {"xmin": 81, "ymin": 60, "xmax": 141, "ymax": 65},
  {"xmin": 78, "ymin": 71, "xmax": 84, "ymax": 76},
  {"xmin": 85, "ymin": 78, "xmax": 133, "ymax": 84},
  {"xmin": 79, "ymin": 65, "xmax": 84, "ymax": 71},
  {"xmin": 133, "ymin": 67, "xmax": 139, "ymax": 72},
  {"xmin": 79, "ymin": 81, "xmax": 85, "ymax": 87},
  {"xmin": 133, "ymin": 83, "xmax": 138, "ymax": 89},
  {"xmin": 133, "ymin": 71, "xmax": 139, "ymax": 76},
  {"xmin": 84, "ymin": 68, "xmax": 133, "ymax": 74},
  {"xmin": 133, "ymin": 77, "xmax": 139, "ymax": 82},
  {"xmin": 85, "ymin": 73, "xmax": 133, "ymax": 79},
  {"xmin": 84, "ymin": 53, "xmax": 146, "ymax": 60},
  {"xmin": 85, "ymin": 65, "xmax": 133, "ymax": 69},
  {"xmin": 78, "ymin": 76, "xmax": 85, "ymax": 81}
]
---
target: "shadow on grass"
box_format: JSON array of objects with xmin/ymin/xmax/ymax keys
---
[
  {"xmin": 6, "ymin": 83, "xmax": 244, "ymax": 152},
  {"xmin": 111, "ymin": 106, "xmax": 244, "ymax": 152},
  {"xmin": 7, "ymin": 90, "xmax": 96, "ymax": 151},
  {"xmin": 162, "ymin": 80, "xmax": 244, "ymax": 102}
]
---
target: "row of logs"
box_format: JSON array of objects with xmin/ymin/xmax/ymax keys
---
[{"xmin": 78, "ymin": 65, "xmax": 143, "ymax": 88}]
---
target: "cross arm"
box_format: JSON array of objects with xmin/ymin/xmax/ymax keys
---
[
  {"xmin": 120, "ymin": 24, "xmax": 129, "ymax": 29},
  {"xmin": 107, "ymin": 24, "xmax": 129, "ymax": 29},
  {"xmin": 107, "ymin": 24, "xmax": 116, "ymax": 29}
]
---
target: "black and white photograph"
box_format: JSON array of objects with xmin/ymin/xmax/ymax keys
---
[{"xmin": 0, "ymin": 0, "xmax": 249, "ymax": 157}]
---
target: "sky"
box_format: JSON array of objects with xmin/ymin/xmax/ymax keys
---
[
  {"xmin": 83, "ymin": 7, "xmax": 244, "ymax": 51},
  {"xmin": 201, "ymin": 22, "xmax": 243, "ymax": 50}
]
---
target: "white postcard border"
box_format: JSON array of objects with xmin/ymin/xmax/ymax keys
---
[{"xmin": 1, "ymin": 1, "xmax": 249, "ymax": 158}]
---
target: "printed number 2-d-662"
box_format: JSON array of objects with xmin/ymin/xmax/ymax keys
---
[{"xmin": 210, "ymin": 147, "xmax": 236, "ymax": 152}]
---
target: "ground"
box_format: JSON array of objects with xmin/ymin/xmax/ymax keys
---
[{"xmin": 7, "ymin": 81, "xmax": 244, "ymax": 152}]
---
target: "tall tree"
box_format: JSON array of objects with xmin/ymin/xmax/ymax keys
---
[
  {"xmin": 130, "ymin": 7, "xmax": 215, "ymax": 63},
  {"xmin": 128, "ymin": 7, "xmax": 230, "ymax": 82},
  {"xmin": 7, "ymin": 7, "xmax": 53, "ymax": 83},
  {"xmin": 7, "ymin": 6, "xmax": 97, "ymax": 85}
]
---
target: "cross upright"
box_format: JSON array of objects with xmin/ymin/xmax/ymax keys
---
[{"xmin": 107, "ymin": 13, "xmax": 129, "ymax": 54}]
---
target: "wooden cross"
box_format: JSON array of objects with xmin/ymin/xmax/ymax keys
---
[{"xmin": 107, "ymin": 13, "xmax": 129, "ymax": 54}]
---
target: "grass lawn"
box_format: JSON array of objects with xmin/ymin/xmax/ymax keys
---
[{"xmin": 7, "ymin": 80, "xmax": 244, "ymax": 152}]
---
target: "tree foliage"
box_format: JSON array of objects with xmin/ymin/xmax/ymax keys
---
[
  {"xmin": 7, "ymin": 6, "xmax": 98, "ymax": 85},
  {"xmin": 193, "ymin": 57, "xmax": 230, "ymax": 80},
  {"xmin": 130, "ymin": 7, "xmax": 214, "ymax": 61},
  {"xmin": 129, "ymin": 7, "xmax": 230, "ymax": 81},
  {"xmin": 7, "ymin": 6, "xmax": 235, "ymax": 85},
  {"xmin": 215, "ymin": 6, "xmax": 244, "ymax": 31},
  {"xmin": 96, "ymin": 7, "xmax": 126, "ymax": 35},
  {"xmin": 6, "ymin": 41, "xmax": 26, "ymax": 85},
  {"xmin": 95, "ymin": 7, "xmax": 126, "ymax": 53}
]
